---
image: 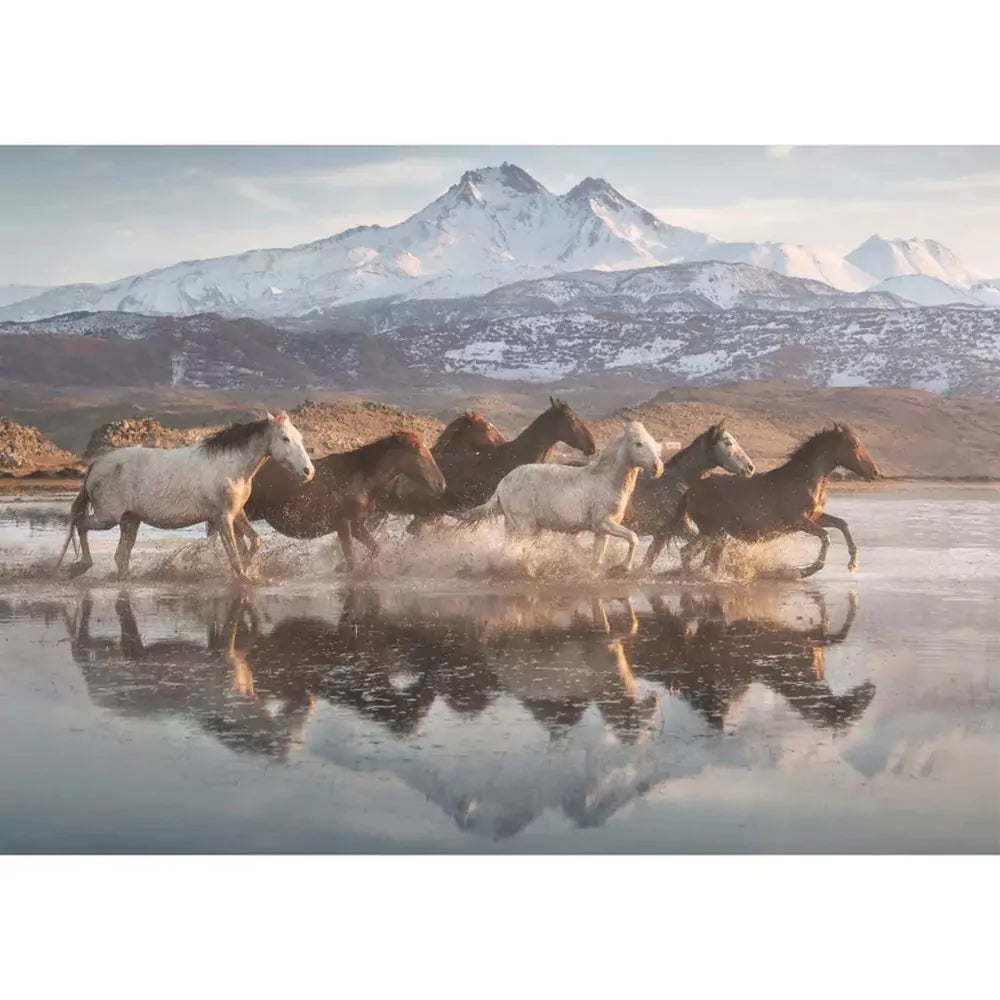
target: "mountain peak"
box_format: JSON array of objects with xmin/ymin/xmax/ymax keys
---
[
  {"xmin": 565, "ymin": 176, "xmax": 628, "ymax": 205},
  {"xmin": 454, "ymin": 163, "xmax": 547, "ymax": 198},
  {"xmin": 847, "ymin": 234, "xmax": 977, "ymax": 286}
]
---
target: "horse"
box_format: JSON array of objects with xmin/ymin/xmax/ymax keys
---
[
  {"xmin": 233, "ymin": 430, "xmax": 446, "ymax": 572},
  {"xmin": 55, "ymin": 411, "xmax": 314, "ymax": 583},
  {"xmin": 375, "ymin": 397, "xmax": 597, "ymax": 535},
  {"xmin": 636, "ymin": 589, "xmax": 874, "ymax": 730},
  {"xmin": 433, "ymin": 410, "xmax": 506, "ymax": 455},
  {"xmin": 679, "ymin": 423, "xmax": 880, "ymax": 578},
  {"xmin": 368, "ymin": 410, "xmax": 507, "ymax": 533},
  {"xmin": 455, "ymin": 420, "xmax": 664, "ymax": 574},
  {"xmin": 622, "ymin": 420, "xmax": 755, "ymax": 569}
]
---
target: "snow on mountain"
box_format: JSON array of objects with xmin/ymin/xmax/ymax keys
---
[
  {"xmin": 0, "ymin": 164, "xmax": 718, "ymax": 323},
  {"xmin": 0, "ymin": 284, "xmax": 52, "ymax": 308},
  {"xmin": 871, "ymin": 274, "xmax": 984, "ymax": 307},
  {"xmin": 846, "ymin": 235, "xmax": 980, "ymax": 286},
  {"xmin": 4, "ymin": 165, "xmax": 994, "ymax": 323},
  {"xmin": 690, "ymin": 242, "xmax": 876, "ymax": 292},
  {"xmin": 481, "ymin": 261, "xmax": 905, "ymax": 311},
  {"xmin": 969, "ymin": 279, "xmax": 1000, "ymax": 306}
]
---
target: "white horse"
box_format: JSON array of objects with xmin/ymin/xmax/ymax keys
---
[
  {"xmin": 456, "ymin": 421, "xmax": 664, "ymax": 574},
  {"xmin": 55, "ymin": 411, "xmax": 314, "ymax": 583}
]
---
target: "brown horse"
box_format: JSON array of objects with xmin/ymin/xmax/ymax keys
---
[
  {"xmin": 637, "ymin": 589, "xmax": 874, "ymax": 730},
  {"xmin": 235, "ymin": 431, "xmax": 446, "ymax": 571},
  {"xmin": 433, "ymin": 411, "xmax": 506, "ymax": 455},
  {"xmin": 623, "ymin": 421, "xmax": 755, "ymax": 570},
  {"xmin": 370, "ymin": 410, "xmax": 507, "ymax": 531},
  {"xmin": 680, "ymin": 423, "xmax": 879, "ymax": 578},
  {"xmin": 376, "ymin": 397, "xmax": 597, "ymax": 534}
]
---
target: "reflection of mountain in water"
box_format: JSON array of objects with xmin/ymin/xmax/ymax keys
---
[{"xmin": 61, "ymin": 585, "xmax": 874, "ymax": 839}]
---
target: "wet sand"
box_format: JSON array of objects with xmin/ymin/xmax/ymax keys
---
[{"xmin": 0, "ymin": 486, "xmax": 998, "ymax": 853}]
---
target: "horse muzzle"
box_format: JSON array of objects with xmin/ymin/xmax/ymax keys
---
[{"xmin": 301, "ymin": 465, "xmax": 315, "ymax": 484}]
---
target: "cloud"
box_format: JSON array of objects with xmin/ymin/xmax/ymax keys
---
[
  {"xmin": 225, "ymin": 178, "xmax": 296, "ymax": 212},
  {"xmin": 300, "ymin": 155, "xmax": 470, "ymax": 190},
  {"xmin": 765, "ymin": 145, "xmax": 795, "ymax": 160}
]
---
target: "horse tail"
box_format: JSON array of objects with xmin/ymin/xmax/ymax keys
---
[
  {"xmin": 54, "ymin": 477, "xmax": 91, "ymax": 571},
  {"xmin": 451, "ymin": 491, "xmax": 503, "ymax": 530}
]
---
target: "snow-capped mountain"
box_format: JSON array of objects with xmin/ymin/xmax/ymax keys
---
[
  {"xmin": 870, "ymin": 274, "xmax": 984, "ymax": 307},
  {"xmin": 0, "ymin": 165, "xmax": 717, "ymax": 323},
  {"xmin": 846, "ymin": 235, "xmax": 981, "ymax": 286},
  {"xmin": 461, "ymin": 261, "xmax": 906, "ymax": 312},
  {"xmin": 970, "ymin": 278, "xmax": 1000, "ymax": 306},
  {"xmin": 0, "ymin": 284, "xmax": 51, "ymax": 308},
  {"xmin": 688, "ymin": 242, "xmax": 875, "ymax": 292},
  {"xmin": 3, "ymin": 164, "xmax": 995, "ymax": 322}
]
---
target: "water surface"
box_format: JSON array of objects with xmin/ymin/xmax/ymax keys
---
[{"xmin": 1, "ymin": 487, "xmax": 998, "ymax": 853}]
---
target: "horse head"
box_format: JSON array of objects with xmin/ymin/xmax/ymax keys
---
[
  {"xmin": 265, "ymin": 411, "xmax": 315, "ymax": 484},
  {"xmin": 623, "ymin": 421, "xmax": 664, "ymax": 478},
  {"xmin": 708, "ymin": 420, "xmax": 755, "ymax": 477},
  {"xmin": 547, "ymin": 396, "xmax": 597, "ymax": 456},
  {"xmin": 830, "ymin": 423, "xmax": 880, "ymax": 481},
  {"xmin": 392, "ymin": 432, "xmax": 447, "ymax": 497}
]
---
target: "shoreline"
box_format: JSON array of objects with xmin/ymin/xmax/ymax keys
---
[{"xmin": 2, "ymin": 474, "xmax": 997, "ymax": 500}]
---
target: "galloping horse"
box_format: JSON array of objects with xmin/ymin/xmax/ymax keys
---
[
  {"xmin": 56, "ymin": 411, "xmax": 314, "ymax": 583},
  {"xmin": 377, "ymin": 397, "xmax": 597, "ymax": 535},
  {"xmin": 234, "ymin": 431, "xmax": 446, "ymax": 572},
  {"xmin": 680, "ymin": 423, "xmax": 880, "ymax": 578},
  {"xmin": 456, "ymin": 421, "xmax": 664, "ymax": 574},
  {"xmin": 623, "ymin": 421, "xmax": 755, "ymax": 569},
  {"xmin": 369, "ymin": 410, "xmax": 507, "ymax": 532}
]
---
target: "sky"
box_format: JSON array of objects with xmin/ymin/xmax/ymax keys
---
[{"xmin": 2, "ymin": 145, "xmax": 1000, "ymax": 286}]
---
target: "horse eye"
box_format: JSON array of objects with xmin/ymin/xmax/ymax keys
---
[{"xmin": 282, "ymin": 435, "xmax": 290, "ymax": 443}]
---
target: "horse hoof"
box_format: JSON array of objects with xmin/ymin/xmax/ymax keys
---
[
  {"xmin": 607, "ymin": 565, "xmax": 631, "ymax": 578},
  {"xmin": 848, "ymin": 559, "xmax": 858, "ymax": 573},
  {"xmin": 67, "ymin": 562, "xmax": 91, "ymax": 580}
]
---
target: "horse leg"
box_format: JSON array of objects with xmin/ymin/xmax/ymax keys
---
[
  {"xmin": 680, "ymin": 534, "xmax": 711, "ymax": 577},
  {"xmin": 641, "ymin": 530, "xmax": 669, "ymax": 570},
  {"xmin": 592, "ymin": 533, "xmax": 610, "ymax": 570},
  {"xmin": 704, "ymin": 537, "xmax": 727, "ymax": 575},
  {"xmin": 68, "ymin": 512, "xmax": 118, "ymax": 579},
  {"xmin": 114, "ymin": 514, "xmax": 140, "ymax": 581},
  {"xmin": 351, "ymin": 521, "xmax": 380, "ymax": 562},
  {"xmin": 817, "ymin": 512, "xmax": 859, "ymax": 572},
  {"xmin": 797, "ymin": 520, "xmax": 831, "ymax": 579},
  {"xmin": 233, "ymin": 511, "xmax": 262, "ymax": 564},
  {"xmin": 598, "ymin": 518, "xmax": 642, "ymax": 576},
  {"xmin": 214, "ymin": 515, "xmax": 250, "ymax": 583},
  {"xmin": 336, "ymin": 521, "xmax": 356, "ymax": 573}
]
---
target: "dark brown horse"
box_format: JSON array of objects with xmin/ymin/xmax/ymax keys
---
[
  {"xmin": 622, "ymin": 421, "xmax": 755, "ymax": 570},
  {"xmin": 636, "ymin": 588, "xmax": 874, "ymax": 730},
  {"xmin": 236, "ymin": 431, "xmax": 446, "ymax": 571},
  {"xmin": 370, "ymin": 410, "xmax": 507, "ymax": 531},
  {"xmin": 680, "ymin": 423, "xmax": 880, "ymax": 578},
  {"xmin": 376, "ymin": 397, "xmax": 597, "ymax": 535},
  {"xmin": 432, "ymin": 411, "xmax": 506, "ymax": 455}
]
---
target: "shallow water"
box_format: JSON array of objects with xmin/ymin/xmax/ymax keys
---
[{"xmin": 1, "ymin": 486, "xmax": 998, "ymax": 853}]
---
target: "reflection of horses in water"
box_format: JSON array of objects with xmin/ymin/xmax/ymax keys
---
[
  {"xmin": 65, "ymin": 592, "xmax": 313, "ymax": 761},
  {"xmin": 634, "ymin": 588, "xmax": 875, "ymax": 730},
  {"xmin": 59, "ymin": 584, "xmax": 876, "ymax": 840}
]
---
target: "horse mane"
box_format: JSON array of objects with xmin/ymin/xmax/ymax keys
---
[
  {"xmin": 591, "ymin": 427, "xmax": 628, "ymax": 470},
  {"xmin": 787, "ymin": 423, "xmax": 854, "ymax": 463},
  {"xmin": 199, "ymin": 418, "xmax": 271, "ymax": 455}
]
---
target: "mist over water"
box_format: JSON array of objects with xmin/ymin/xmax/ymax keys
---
[{"xmin": 0, "ymin": 485, "xmax": 998, "ymax": 852}]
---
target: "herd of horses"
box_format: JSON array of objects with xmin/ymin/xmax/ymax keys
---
[{"xmin": 55, "ymin": 396, "xmax": 881, "ymax": 583}]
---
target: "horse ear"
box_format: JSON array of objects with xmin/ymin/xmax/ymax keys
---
[
  {"xmin": 265, "ymin": 411, "xmax": 276, "ymax": 421},
  {"xmin": 716, "ymin": 417, "xmax": 727, "ymax": 432},
  {"xmin": 549, "ymin": 396, "xmax": 556, "ymax": 408},
  {"xmin": 274, "ymin": 410, "xmax": 289, "ymax": 426}
]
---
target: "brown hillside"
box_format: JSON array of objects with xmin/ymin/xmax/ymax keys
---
[
  {"xmin": 0, "ymin": 416, "xmax": 79, "ymax": 474},
  {"xmin": 595, "ymin": 382, "xmax": 1000, "ymax": 478}
]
